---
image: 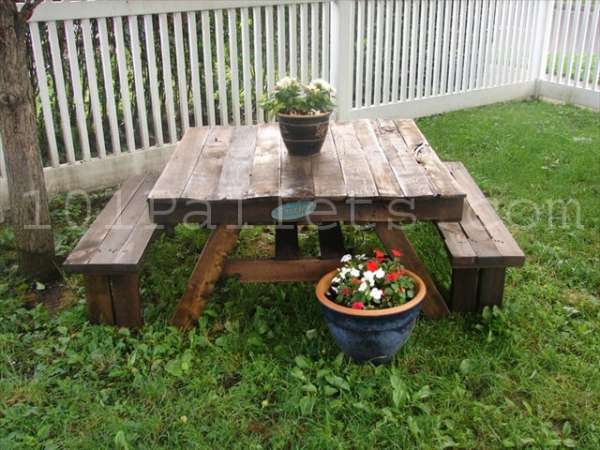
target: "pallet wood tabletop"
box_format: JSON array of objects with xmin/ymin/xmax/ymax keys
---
[{"xmin": 148, "ymin": 119, "xmax": 465, "ymax": 225}]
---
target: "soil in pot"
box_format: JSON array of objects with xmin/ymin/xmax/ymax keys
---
[
  {"xmin": 277, "ymin": 111, "xmax": 331, "ymax": 156},
  {"xmin": 315, "ymin": 269, "xmax": 426, "ymax": 364}
]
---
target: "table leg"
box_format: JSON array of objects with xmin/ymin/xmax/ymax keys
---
[
  {"xmin": 375, "ymin": 223, "xmax": 450, "ymax": 319},
  {"xmin": 171, "ymin": 225, "xmax": 241, "ymax": 330},
  {"xmin": 275, "ymin": 225, "xmax": 300, "ymax": 259},
  {"xmin": 318, "ymin": 222, "xmax": 346, "ymax": 259}
]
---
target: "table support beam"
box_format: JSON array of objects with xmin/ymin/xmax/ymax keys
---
[
  {"xmin": 171, "ymin": 225, "xmax": 240, "ymax": 330},
  {"xmin": 375, "ymin": 223, "xmax": 450, "ymax": 319},
  {"xmin": 224, "ymin": 257, "xmax": 340, "ymax": 283}
]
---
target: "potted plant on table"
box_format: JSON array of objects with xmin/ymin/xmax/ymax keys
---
[
  {"xmin": 315, "ymin": 249, "xmax": 426, "ymax": 364},
  {"xmin": 261, "ymin": 77, "xmax": 335, "ymax": 156}
]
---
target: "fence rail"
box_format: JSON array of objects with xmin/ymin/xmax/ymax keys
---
[{"xmin": 1, "ymin": 0, "xmax": 599, "ymax": 201}]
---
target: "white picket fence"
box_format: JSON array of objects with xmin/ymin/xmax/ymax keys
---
[
  {"xmin": 538, "ymin": 0, "xmax": 600, "ymax": 107},
  {"xmin": 0, "ymin": 0, "xmax": 599, "ymax": 205},
  {"xmin": 545, "ymin": 0, "xmax": 600, "ymax": 86},
  {"xmin": 25, "ymin": 0, "xmax": 332, "ymax": 167}
]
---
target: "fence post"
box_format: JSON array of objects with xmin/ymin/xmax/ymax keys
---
[
  {"xmin": 532, "ymin": 0, "xmax": 555, "ymax": 84},
  {"xmin": 329, "ymin": 0, "xmax": 354, "ymax": 121}
]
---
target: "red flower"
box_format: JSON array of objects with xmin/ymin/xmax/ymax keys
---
[
  {"xmin": 351, "ymin": 302, "xmax": 365, "ymax": 310},
  {"xmin": 340, "ymin": 287, "xmax": 352, "ymax": 297},
  {"xmin": 374, "ymin": 249, "xmax": 385, "ymax": 260},
  {"xmin": 391, "ymin": 248, "xmax": 402, "ymax": 258},
  {"xmin": 386, "ymin": 272, "xmax": 399, "ymax": 282},
  {"xmin": 387, "ymin": 270, "xmax": 406, "ymax": 282},
  {"xmin": 366, "ymin": 260, "xmax": 379, "ymax": 272}
]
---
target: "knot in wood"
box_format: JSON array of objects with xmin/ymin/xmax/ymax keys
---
[{"xmin": 0, "ymin": 92, "xmax": 22, "ymax": 108}]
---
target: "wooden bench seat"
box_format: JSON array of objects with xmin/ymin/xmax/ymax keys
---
[
  {"xmin": 435, "ymin": 162, "xmax": 525, "ymax": 312},
  {"xmin": 63, "ymin": 175, "xmax": 159, "ymax": 327}
]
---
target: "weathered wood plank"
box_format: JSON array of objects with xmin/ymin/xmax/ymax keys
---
[
  {"xmin": 446, "ymin": 161, "xmax": 524, "ymax": 265},
  {"xmin": 171, "ymin": 225, "xmax": 240, "ymax": 330},
  {"xmin": 182, "ymin": 127, "xmax": 234, "ymax": 200},
  {"xmin": 450, "ymin": 268, "xmax": 479, "ymax": 312},
  {"xmin": 375, "ymin": 223, "xmax": 450, "ymax": 319},
  {"xmin": 110, "ymin": 274, "xmax": 142, "ymax": 327},
  {"xmin": 477, "ymin": 268, "xmax": 506, "ymax": 310},
  {"xmin": 149, "ymin": 127, "xmax": 212, "ymax": 200},
  {"xmin": 436, "ymin": 162, "xmax": 524, "ymax": 268},
  {"xmin": 64, "ymin": 176, "xmax": 147, "ymax": 269},
  {"xmin": 375, "ymin": 119, "xmax": 435, "ymax": 197},
  {"xmin": 279, "ymin": 138, "xmax": 314, "ymax": 199},
  {"xmin": 224, "ymin": 257, "xmax": 340, "ymax": 282},
  {"xmin": 247, "ymin": 124, "xmax": 281, "ymax": 199},
  {"xmin": 113, "ymin": 208, "xmax": 159, "ymax": 270},
  {"xmin": 83, "ymin": 274, "xmax": 114, "ymax": 324},
  {"xmin": 353, "ymin": 119, "xmax": 403, "ymax": 198},
  {"xmin": 214, "ymin": 125, "xmax": 258, "ymax": 200},
  {"xmin": 458, "ymin": 201, "xmax": 504, "ymax": 264},
  {"xmin": 436, "ymin": 221, "xmax": 477, "ymax": 267},
  {"xmin": 151, "ymin": 196, "xmax": 466, "ymax": 226},
  {"xmin": 329, "ymin": 121, "xmax": 378, "ymax": 198},
  {"xmin": 87, "ymin": 176, "xmax": 157, "ymax": 267},
  {"xmin": 394, "ymin": 119, "xmax": 464, "ymax": 198},
  {"xmin": 311, "ymin": 131, "xmax": 346, "ymax": 199}
]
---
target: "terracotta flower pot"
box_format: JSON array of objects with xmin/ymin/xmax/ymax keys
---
[
  {"xmin": 315, "ymin": 269, "xmax": 427, "ymax": 364},
  {"xmin": 277, "ymin": 111, "xmax": 331, "ymax": 156}
]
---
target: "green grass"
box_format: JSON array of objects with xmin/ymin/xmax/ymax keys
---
[{"xmin": 1, "ymin": 100, "xmax": 599, "ymax": 449}]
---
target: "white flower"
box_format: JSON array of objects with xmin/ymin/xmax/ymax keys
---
[
  {"xmin": 331, "ymin": 286, "xmax": 338, "ymax": 293},
  {"xmin": 332, "ymin": 276, "xmax": 341, "ymax": 284},
  {"xmin": 362, "ymin": 271, "xmax": 376, "ymax": 287},
  {"xmin": 350, "ymin": 268, "xmax": 360, "ymax": 278},
  {"xmin": 309, "ymin": 78, "xmax": 335, "ymax": 94},
  {"xmin": 340, "ymin": 254, "xmax": 352, "ymax": 263},
  {"xmin": 358, "ymin": 282, "xmax": 368, "ymax": 292},
  {"xmin": 276, "ymin": 76, "xmax": 297, "ymax": 90},
  {"xmin": 370, "ymin": 288, "xmax": 383, "ymax": 301},
  {"xmin": 339, "ymin": 268, "xmax": 350, "ymax": 278},
  {"xmin": 374, "ymin": 269, "xmax": 385, "ymax": 279}
]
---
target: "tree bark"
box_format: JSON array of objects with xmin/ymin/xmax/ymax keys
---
[{"xmin": 0, "ymin": 0, "xmax": 56, "ymax": 279}]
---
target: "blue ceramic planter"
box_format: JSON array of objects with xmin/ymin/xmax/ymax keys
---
[{"xmin": 315, "ymin": 270, "xmax": 426, "ymax": 364}]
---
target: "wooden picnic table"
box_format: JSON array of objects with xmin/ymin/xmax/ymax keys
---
[{"xmin": 148, "ymin": 119, "xmax": 465, "ymax": 330}]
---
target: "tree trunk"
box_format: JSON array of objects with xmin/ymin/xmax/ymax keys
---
[{"xmin": 0, "ymin": 0, "xmax": 56, "ymax": 280}]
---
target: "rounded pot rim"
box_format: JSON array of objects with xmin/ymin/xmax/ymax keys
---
[
  {"xmin": 315, "ymin": 269, "xmax": 426, "ymax": 317},
  {"xmin": 277, "ymin": 111, "xmax": 332, "ymax": 119}
]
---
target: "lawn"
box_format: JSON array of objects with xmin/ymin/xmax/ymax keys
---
[{"xmin": 1, "ymin": 100, "xmax": 599, "ymax": 449}]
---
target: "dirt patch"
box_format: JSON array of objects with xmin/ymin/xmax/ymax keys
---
[{"xmin": 22, "ymin": 283, "xmax": 78, "ymax": 312}]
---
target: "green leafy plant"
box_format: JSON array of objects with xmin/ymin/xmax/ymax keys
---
[
  {"xmin": 260, "ymin": 77, "xmax": 336, "ymax": 116},
  {"xmin": 326, "ymin": 249, "xmax": 416, "ymax": 310}
]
